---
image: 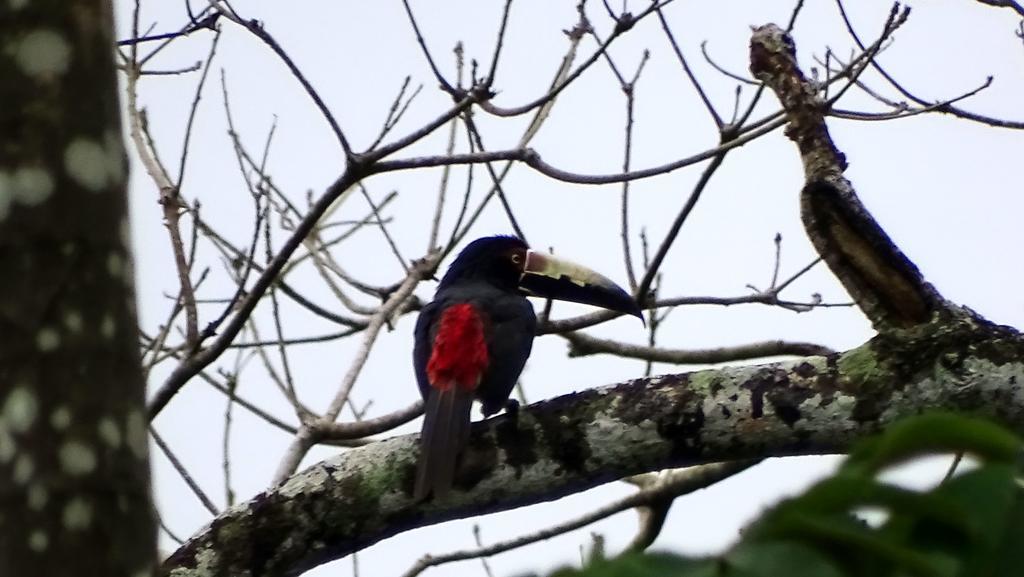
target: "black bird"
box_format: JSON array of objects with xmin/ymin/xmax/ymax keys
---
[{"xmin": 413, "ymin": 235, "xmax": 642, "ymax": 499}]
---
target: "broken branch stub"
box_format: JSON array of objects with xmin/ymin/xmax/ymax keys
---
[{"xmin": 749, "ymin": 23, "xmax": 945, "ymax": 331}]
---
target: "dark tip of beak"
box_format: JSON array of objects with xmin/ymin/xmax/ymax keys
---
[
  {"xmin": 520, "ymin": 274, "xmax": 645, "ymax": 323},
  {"xmin": 612, "ymin": 289, "xmax": 644, "ymax": 323},
  {"xmin": 627, "ymin": 297, "xmax": 646, "ymax": 327}
]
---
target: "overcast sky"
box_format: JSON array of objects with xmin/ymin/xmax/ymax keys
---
[{"xmin": 114, "ymin": 1, "xmax": 1024, "ymax": 576}]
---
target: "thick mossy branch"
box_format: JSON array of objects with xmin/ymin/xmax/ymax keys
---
[
  {"xmin": 162, "ymin": 315, "xmax": 1024, "ymax": 577},
  {"xmin": 749, "ymin": 23, "xmax": 945, "ymax": 331}
]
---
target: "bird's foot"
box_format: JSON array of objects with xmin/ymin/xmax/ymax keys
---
[{"xmin": 504, "ymin": 399, "xmax": 520, "ymax": 425}]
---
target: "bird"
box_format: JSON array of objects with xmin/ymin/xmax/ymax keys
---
[{"xmin": 413, "ymin": 235, "xmax": 642, "ymax": 500}]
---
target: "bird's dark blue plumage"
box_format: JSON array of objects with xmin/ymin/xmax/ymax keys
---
[{"xmin": 412, "ymin": 235, "xmax": 640, "ymax": 500}]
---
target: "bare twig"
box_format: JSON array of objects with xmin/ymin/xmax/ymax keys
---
[
  {"xmin": 607, "ymin": 48, "xmax": 651, "ymax": 292},
  {"xmin": 264, "ymin": 225, "xmax": 304, "ymax": 418},
  {"xmin": 193, "ymin": 210, "xmax": 368, "ymax": 331},
  {"xmin": 176, "ymin": 30, "xmax": 221, "ymax": 190},
  {"xmin": 367, "ymin": 76, "xmax": 420, "ymax": 151},
  {"xmin": 124, "ymin": 48, "xmax": 201, "ymax": 349},
  {"xmin": 305, "ymin": 244, "xmax": 378, "ymax": 315},
  {"xmin": 132, "ymin": 62, "xmax": 203, "ymax": 75},
  {"xmin": 701, "ymin": 40, "xmax": 759, "ymax": 85},
  {"xmin": 484, "ymin": 0, "xmax": 515, "ymax": 86},
  {"xmin": 634, "ymin": 152, "xmax": 727, "ymax": 304},
  {"xmin": 245, "ymin": 320, "xmax": 312, "ymax": 420},
  {"xmin": 271, "ymin": 256, "xmax": 437, "ymax": 483},
  {"xmin": 316, "ymin": 401, "xmax": 424, "ymax": 440},
  {"xmin": 460, "ymin": 115, "xmax": 529, "ymax": 242},
  {"xmin": 148, "ymin": 167, "xmax": 363, "ymax": 418},
  {"xmin": 835, "ymin": 0, "xmax": 1024, "ymax": 129},
  {"xmin": 400, "ymin": 460, "xmax": 759, "ymax": 577},
  {"xmin": 828, "ymin": 78, "xmax": 993, "ymax": 122},
  {"xmin": 371, "ymin": 115, "xmax": 786, "ymax": 185},
  {"xmin": 400, "ymin": 0, "xmax": 458, "ymax": 95},
  {"xmin": 159, "ymin": 514, "xmax": 186, "ymax": 546},
  {"xmin": 473, "ymin": 525, "xmax": 496, "ymax": 577},
  {"xmin": 479, "ymin": 1, "xmax": 675, "ymax": 118},
  {"xmin": 209, "ymin": 2, "xmax": 356, "ymax": 157},
  {"xmin": 564, "ymin": 332, "xmax": 835, "ymax": 363},
  {"xmin": 151, "ymin": 427, "xmax": 220, "ymax": 516},
  {"xmin": 446, "ymin": 13, "xmax": 587, "ymax": 252},
  {"xmin": 221, "ymin": 368, "xmax": 238, "ymax": 506},
  {"xmin": 656, "ymin": 5, "xmax": 722, "ymax": 127},
  {"xmin": 539, "ymin": 290, "xmax": 851, "ymax": 334},
  {"xmin": 357, "ymin": 184, "xmax": 408, "ymax": 272},
  {"xmin": 322, "ymin": 260, "xmax": 434, "ymax": 424},
  {"xmin": 787, "ymin": 0, "xmax": 807, "ymax": 32},
  {"xmin": 974, "ymin": 0, "xmax": 1024, "ymax": 17}
]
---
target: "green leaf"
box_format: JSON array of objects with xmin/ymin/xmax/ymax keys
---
[
  {"xmin": 989, "ymin": 493, "xmax": 1024, "ymax": 577},
  {"xmin": 932, "ymin": 465, "xmax": 1016, "ymax": 544},
  {"xmin": 843, "ymin": 413, "xmax": 1022, "ymax": 476},
  {"xmin": 725, "ymin": 541, "xmax": 843, "ymax": 577},
  {"xmin": 923, "ymin": 465, "xmax": 1022, "ymax": 576},
  {"xmin": 780, "ymin": 514, "xmax": 957, "ymax": 577},
  {"xmin": 747, "ymin": 476, "xmax": 973, "ymax": 543},
  {"xmin": 545, "ymin": 552, "xmax": 719, "ymax": 577}
]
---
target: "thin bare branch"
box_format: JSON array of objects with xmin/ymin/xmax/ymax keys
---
[
  {"xmin": 655, "ymin": 5, "xmax": 722, "ymax": 127},
  {"xmin": 479, "ymin": 0, "xmax": 675, "ymax": 118},
  {"xmin": 485, "ymin": 0, "xmax": 515, "ymax": 86},
  {"xmin": 401, "ymin": 460, "xmax": 759, "ymax": 577},
  {"xmin": 701, "ymin": 40, "xmax": 760, "ymax": 85},
  {"xmin": 368, "ymin": 76, "xmax": 416, "ymax": 151},
  {"xmin": 151, "ymin": 427, "xmax": 220, "ymax": 516},
  {"xmin": 148, "ymin": 167, "xmax": 363, "ymax": 418},
  {"xmin": 539, "ymin": 290, "xmax": 851, "ymax": 334},
  {"xmin": 460, "ymin": 114, "xmax": 528, "ymax": 242},
  {"xmin": 400, "ymin": 0, "xmax": 457, "ymax": 94},
  {"xmin": 316, "ymin": 401, "xmax": 424, "ymax": 440},
  {"xmin": 125, "ymin": 51, "xmax": 201, "ymax": 349},
  {"xmin": 835, "ymin": 0, "xmax": 1024, "ymax": 129},
  {"xmin": 271, "ymin": 256, "xmax": 437, "ymax": 483},
  {"xmin": 786, "ymin": 0, "xmax": 807, "ymax": 32},
  {"xmin": 828, "ymin": 77, "xmax": 993, "ymax": 121},
  {"xmin": 446, "ymin": 17, "xmax": 586, "ymax": 253},
  {"xmin": 974, "ymin": 0, "xmax": 1024, "ymax": 17},
  {"xmin": 175, "ymin": 30, "xmax": 221, "ymax": 190},
  {"xmin": 564, "ymin": 332, "xmax": 836, "ymax": 363},
  {"xmin": 634, "ymin": 152, "xmax": 726, "ymax": 304},
  {"xmin": 427, "ymin": 45, "xmax": 466, "ymax": 252},
  {"xmin": 221, "ymin": 367, "xmax": 238, "ymax": 507},
  {"xmin": 357, "ymin": 184, "xmax": 408, "ymax": 272},
  {"xmin": 371, "ymin": 115, "xmax": 786, "ymax": 185},
  {"xmin": 209, "ymin": 2, "xmax": 356, "ymax": 157}
]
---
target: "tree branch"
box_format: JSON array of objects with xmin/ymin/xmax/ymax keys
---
[
  {"xmin": 401, "ymin": 460, "xmax": 758, "ymax": 577},
  {"xmin": 563, "ymin": 332, "xmax": 836, "ymax": 364},
  {"xmin": 748, "ymin": 19, "xmax": 948, "ymax": 332},
  {"xmin": 161, "ymin": 310, "xmax": 1024, "ymax": 577}
]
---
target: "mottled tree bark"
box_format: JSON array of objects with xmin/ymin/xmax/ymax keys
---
[
  {"xmin": 162, "ymin": 311, "xmax": 1024, "ymax": 577},
  {"xmin": 0, "ymin": 1, "xmax": 156, "ymax": 575}
]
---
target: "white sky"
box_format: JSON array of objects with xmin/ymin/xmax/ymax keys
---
[{"xmin": 113, "ymin": 1, "xmax": 1024, "ymax": 576}]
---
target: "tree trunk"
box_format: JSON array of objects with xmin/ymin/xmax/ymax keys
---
[{"xmin": 0, "ymin": 1, "xmax": 156, "ymax": 575}]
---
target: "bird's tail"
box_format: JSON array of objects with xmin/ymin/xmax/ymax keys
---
[{"xmin": 414, "ymin": 386, "xmax": 473, "ymax": 500}]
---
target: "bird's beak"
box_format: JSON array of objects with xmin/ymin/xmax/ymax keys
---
[{"xmin": 519, "ymin": 250, "xmax": 643, "ymax": 320}]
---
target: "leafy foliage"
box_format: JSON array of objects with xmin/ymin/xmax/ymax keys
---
[{"xmin": 545, "ymin": 413, "xmax": 1024, "ymax": 577}]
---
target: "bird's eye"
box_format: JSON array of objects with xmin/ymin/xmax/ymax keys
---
[{"xmin": 510, "ymin": 253, "xmax": 523, "ymax": 265}]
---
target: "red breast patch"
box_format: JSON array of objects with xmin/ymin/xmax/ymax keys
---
[{"xmin": 427, "ymin": 303, "xmax": 489, "ymax": 392}]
